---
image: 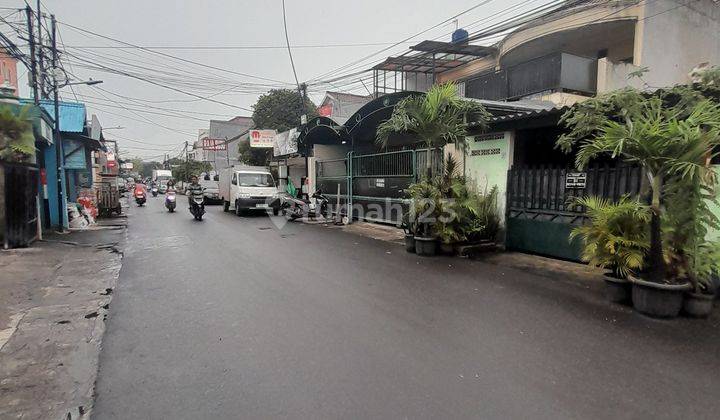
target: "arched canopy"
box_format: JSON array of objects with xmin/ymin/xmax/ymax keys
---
[
  {"xmin": 343, "ymin": 91, "xmax": 422, "ymax": 147},
  {"xmin": 297, "ymin": 116, "xmax": 349, "ymax": 152}
]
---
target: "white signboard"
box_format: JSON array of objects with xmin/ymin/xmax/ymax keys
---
[
  {"xmin": 565, "ymin": 172, "xmax": 587, "ymax": 189},
  {"xmin": 120, "ymin": 162, "xmax": 134, "ymax": 169},
  {"xmin": 249, "ymin": 129, "xmax": 276, "ymax": 148},
  {"xmin": 273, "ymin": 128, "xmax": 299, "ymax": 157}
]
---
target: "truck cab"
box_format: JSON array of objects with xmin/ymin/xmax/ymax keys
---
[{"xmin": 219, "ymin": 166, "xmax": 280, "ymax": 215}]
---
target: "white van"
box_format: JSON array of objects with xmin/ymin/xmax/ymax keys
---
[{"xmin": 219, "ymin": 166, "xmax": 280, "ymax": 215}]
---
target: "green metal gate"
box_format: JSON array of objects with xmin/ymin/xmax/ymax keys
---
[
  {"xmin": 315, "ymin": 148, "xmax": 443, "ymax": 223},
  {"xmin": 505, "ymin": 163, "xmax": 644, "ymax": 261}
]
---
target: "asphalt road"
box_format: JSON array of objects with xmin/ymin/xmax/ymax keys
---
[{"xmin": 93, "ymin": 195, "xmax": 720, "ymax": 419}]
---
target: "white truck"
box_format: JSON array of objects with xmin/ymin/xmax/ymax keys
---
[
  {"xmin": 152, "ymin": 169, "xmax": 173, "ymax": 182},
  {"xmin": 219, "ymin": 166, "xmax": 280, "ymax": 215}
]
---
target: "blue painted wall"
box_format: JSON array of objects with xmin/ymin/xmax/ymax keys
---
[{"xmin": 43, "ymin": 144, "xmax": 68, "ymax": 229}]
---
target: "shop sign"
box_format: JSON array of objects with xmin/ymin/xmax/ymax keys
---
[{"xmin": 249, "ymin": 129, "xmax": 276, "ymax": 148}]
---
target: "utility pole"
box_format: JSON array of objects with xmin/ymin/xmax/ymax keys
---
[
  {"xmin": 24, "ymin": 6, "xmax": 39, "ymax": 103},
  {"xmin": 50, "ymin": 14, "xmax": 65, "ymax": 231},
  {"xmin": 184, "ymin": 141, "xmax": 189, "ymax": 181},
  {"xmin": 36, "ymin": 0, "xmax": 46, "ymax": 98}
]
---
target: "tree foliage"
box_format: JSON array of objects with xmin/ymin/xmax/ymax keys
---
[
  {"xmin": 237, "ymin": 138, "xmax": 272, "ymax": 166},
  {"xmin": 172, "ymin": 160, "xmax": 212, "ymax": 182},
  {"xmin": 0, "ymin": 106, "xmax": 35, "ymax": 163},
  {"xmin": 557, "ymin": 67, "xmax": 720, "ymax": 284},
  {"xmin": 251, "ymin": 89, "xmax": 317, "ymax": 133}
]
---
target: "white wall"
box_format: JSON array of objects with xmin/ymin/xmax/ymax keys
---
[{"xmin": 638, "ymin": 0, "xmax": 720, "ymax": 87}]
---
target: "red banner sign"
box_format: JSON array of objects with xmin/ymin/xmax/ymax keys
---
[{"xmin": 202, "ymin": 138, "xmax": 227, "ymax": 151}]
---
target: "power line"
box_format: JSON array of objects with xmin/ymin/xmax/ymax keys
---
[
  {"xmin": 281, "ymin": 0, "xmax": 302, "ymax": 99},
  {"xmin": 57, "ymin": 20, "xmax": 293, "ymax": 86},
  {"xmin": 60, "ymin": 41, "xmax": 416, "ymax": 50}
]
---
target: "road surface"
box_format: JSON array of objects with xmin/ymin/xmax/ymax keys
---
[{"xmin": 93, "ymin": 196, "xmax": 720, "ymax": 419}]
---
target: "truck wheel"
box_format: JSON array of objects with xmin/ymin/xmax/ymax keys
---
[
  {"xmin": 235, "ymin": 201, "xmax": 242, "ymax": 217},
  {"xmin": 223, "ymin": 200, "xmax": 229, "ymax": 212}
]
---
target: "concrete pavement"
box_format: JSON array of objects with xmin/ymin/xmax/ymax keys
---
[
  {"xmin": 93, "ymin": 196, "xmax": 720, "ymax": 419},
  {"xmin": 0, "ymin": 220, "xmax": 125, "ymax": 420}
]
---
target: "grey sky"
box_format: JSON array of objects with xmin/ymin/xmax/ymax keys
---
[{"xmin": 5, "ymin": 0, "xmax": 536, "ymax": 159}]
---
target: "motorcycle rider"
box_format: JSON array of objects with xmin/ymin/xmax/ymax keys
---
[{"xmin": 186, "ymin": 175, "xmax": 204, "ymax": 206}]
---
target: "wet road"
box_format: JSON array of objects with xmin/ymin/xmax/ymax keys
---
[{"xmin": 93, "ymin": 195, "xmax": 720, "ymax": 419}]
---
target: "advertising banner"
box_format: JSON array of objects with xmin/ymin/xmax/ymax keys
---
[{"xmin": 273, "ymin": 128, "xmax": 299, "ymax": 157}]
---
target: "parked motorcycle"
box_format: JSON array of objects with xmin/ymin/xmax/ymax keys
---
[
  {"xmin": 134, "ymin": 189, "xmax": 146, "ymax": 207},
  {"xmin": 151, "ymin": 185, "xmax": 159, "ymax": 197},
  {"xmin": 189, "ymin": 196, "xmax": 205, "ymax": 220},
  {"xmin": 311, "ymin": 190, "xmax": 331, "ymax": 219},
  {"xmin": 165, "ymin": 191, "xmax": 177, "ymax": 212}
]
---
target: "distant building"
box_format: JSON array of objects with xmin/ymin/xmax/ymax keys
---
[
  {"xmin": 0, "ymin": 47, "xmax": 19, "ymax": 96},
  {"xmin": 317, "ymin": 92, "xmax": 372, "ymax": 125},
  {"xmin": 206, "ymin": 116, "xmax": 253, "ymax": 170}
]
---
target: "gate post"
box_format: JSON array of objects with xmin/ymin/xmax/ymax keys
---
[{"xmin": 346, "ymin": 151, "xmax": 353, "ymax": 224}]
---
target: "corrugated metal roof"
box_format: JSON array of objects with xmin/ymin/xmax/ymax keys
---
[
  {"xmin": 467, "ymin": 105, "xmax": 569, "ymax": 127},
  {"xmin": 20, "ymin": 99, "xmax": 87, "ymax": 133}
]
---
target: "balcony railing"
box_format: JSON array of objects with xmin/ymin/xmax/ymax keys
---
[{"xmin": 464, "ymin": 52, "xmax": 598, "ymax": 101}]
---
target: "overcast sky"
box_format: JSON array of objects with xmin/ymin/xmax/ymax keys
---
[{"xmin": 4, "ymin": 0, "xmax": 539, "ymax": 159}]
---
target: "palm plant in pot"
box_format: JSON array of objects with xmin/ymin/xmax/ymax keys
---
[
  {"xmin": 401, "ymin": 210, "xmax": 418, "ymax": 253},
  {"xmin": 558, "ymin": 85, "xmax": 720, "ymax": 317},
  {"xmin": 406, "ymin": 179, "xmax": 441, "ymax": 256},
  {"xmin": 569, "ymin": 196, "xmax": 650, "ymax": 304},
  {"xmin": 663, "ymin": 179, "xmax": 720, "ymax": 317},
  {"xmin": 683, "ymin": 243, "xmax": 720, "ymax": 317},
  {"xmin": 376, "ymin": 82, "xmax": 490, "ymax": 177}
]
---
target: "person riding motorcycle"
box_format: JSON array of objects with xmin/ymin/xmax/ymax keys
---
[{"xmin": 186, "ymin": 175, "xmax": 204, "ymax": 205}]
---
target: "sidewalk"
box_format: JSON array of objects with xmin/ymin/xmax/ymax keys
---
[{"xmin": 0, "ymin": 217, "xmax": 126, "ymax": 420}]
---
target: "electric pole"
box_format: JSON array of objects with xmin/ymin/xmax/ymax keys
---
[
  {"xmin": 51, "ymin": 13, "xmax": 65, "ymax": 231},
  {"xmin": 24, "ymin": 6, "xmax": 39, "ymax": 103},
  {"xmin": 36, "ymin": 0, "xmax": 46, "ymax": 98},
  {"xmin": 184, "ymin": 141, "xmax": 189, "ymax": 181}
]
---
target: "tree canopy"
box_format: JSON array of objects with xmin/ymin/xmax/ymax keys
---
[
  {"xmin": 251, "ymin": 89, "xmax": 317, "ymax": 132},
  {"xmin": 0, "ymin": 106, "xmax": 35, "ymax": 163}
]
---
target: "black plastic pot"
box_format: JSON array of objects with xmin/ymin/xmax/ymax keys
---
[
  {"xmin": 630, "ymin": 276, "xmax": 691, "ymax": 318},
  {"xmin": 414, "ymin": 236, "xmax": 437, "ymax": 256},
  {"xmin": 683, "ymin": 292, "xmax": 714, "ymax": 318},
  {"xmin": 603, "ymin": 273, "xmax": 631, "ymax": 304},
  {"xmin": 404, "ymin": 234, "xmax": 416, "ymax": 253}
]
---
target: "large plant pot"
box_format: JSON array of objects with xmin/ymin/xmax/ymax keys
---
[
  {"xmin": 404, "ymin": 234, "xmax": 416, "ymax": 253},
  {"xmin": 603, "ymin": 273, "xmax": 632, "ymax": 304},
  {"xmin": 630, "ymin": 276, "xmax": 691, "ymax": 318},
  {"xmin": 683, "ymin": 292, "xmax": 714, "ymax": 318},
  {"xmin": 414, "ymin": 236, "xmax": 437, "ymax": 256}
]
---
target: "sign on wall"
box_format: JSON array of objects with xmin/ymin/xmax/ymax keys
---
[
  {"xmin": 565, "ymin": 172, "xmax": 587, "ymax": 189},
  {"xmin": 249, "ymin": 129, "xmax": 276, "ymax": 148},
  {"xmin": 202, "ymin": 138, "xmax": 227, "ymax": 151}
]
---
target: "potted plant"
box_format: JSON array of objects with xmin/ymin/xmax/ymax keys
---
[
  {"xmin": 557, "ymin": 82, "xmax": 720, "ymax": 317},
  {"xmin": 407, "ymin": 179, "xmax": 441, "ymax": 256},
  {"xmin": 683, "ymin": 243, "xmax": 720, "ymax": 317},
  {"xmin": 400, "ymin": 211, "xmax": 417, "ymax": 253},
  {"xmin": 569, "ymin": 196, "xmax": 650, "ymax": 304}
]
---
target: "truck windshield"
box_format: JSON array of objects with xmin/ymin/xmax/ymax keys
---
[{"xmin": 238, "ymin": 173, "xmax": 273, "ymax": 187}]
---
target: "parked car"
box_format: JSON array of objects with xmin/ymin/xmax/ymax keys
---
[{"xmin": 219, "ymin": 166, "xmax": 280, "ymax": 215}]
